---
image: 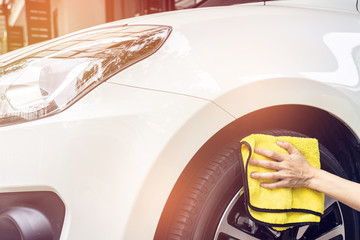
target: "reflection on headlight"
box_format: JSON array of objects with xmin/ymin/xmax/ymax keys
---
[{"xmin": 0, "ymin": 25, "xmax": 172, "ymax": 126}]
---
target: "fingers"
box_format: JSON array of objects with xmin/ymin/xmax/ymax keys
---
[
  {"xmin": 250, "ymin": 172, "xmax": 291, "ymax": 189},
  {"xmin": 248, "ymin": 158, "xmax": 281, "ymax": 171},
  {"xmin": 254, "ymin": 147, "xmax": 287, "ymax": 162},
  {"xmin": 253, "ymin": 141, "xmax": 300, "ymax": 162},
  {"xmin": 276, "ymin": 141, "xmax": 299, "ymax": 155},
  {"xmin": 251, "ymin": 172, "xmax": 295, "ymax": 189},
  {"xmin": 249, "ymin": 141, "xmax": 308, "ymax": 189},
  {"xmin": 250, "ymin": 171, "xmax": 280, "ymax": 180},
  {"xmin": 259, "ymin": 181, "xmax": 288, "ymax": 189}
]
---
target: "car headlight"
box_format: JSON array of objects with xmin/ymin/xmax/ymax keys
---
[{"xmin": 0, "ymin": 25, "xmax": 172, "ymax": 126}]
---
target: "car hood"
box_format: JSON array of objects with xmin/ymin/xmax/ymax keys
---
[
  {"xmin": 105, "ymin": 3, "xmax": 360, "ymax": 102},
  {"xmin": 1, "ymin": 2, "xmax": 359, "ymax": 115}
]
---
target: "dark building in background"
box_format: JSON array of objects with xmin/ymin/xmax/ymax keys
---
[
  {"xmin": 25, "ymin": 0, "xmax": 51, "ymax": 45},
  {"xmin": 0, "ymin": 5, "xmax": 7, "ymax": 53},
  {"xmin": 105, "ymin": 0, "xmax": 205, "ymax": 22},
  {"xmin": 0, "ymin": 0, "xmax": 205, "ymax": 53},
  {"xmin": 7, "ymin": 25, "xmax": 23, "ymax": 51},
  {"xmin": 105, "ymin": 0, "xmax": 171, "ymax": 22}
]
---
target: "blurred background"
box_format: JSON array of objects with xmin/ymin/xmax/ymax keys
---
[{"xmin": 0, "ymin": 0, "xmax": 210, "ymax": 53}]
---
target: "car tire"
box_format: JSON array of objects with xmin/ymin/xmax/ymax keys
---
[{"xmin": 160, "ymin": 130, "xmax": 359, "ymax": 240}]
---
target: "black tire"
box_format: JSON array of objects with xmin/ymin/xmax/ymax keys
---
[{"xmin": 158, "ymin": 130, "xmax": 359, "ymax": 240}]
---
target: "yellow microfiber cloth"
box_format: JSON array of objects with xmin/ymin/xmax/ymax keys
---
[{"xmin": 239, "ymin": 134, "xmax": 324, "ymax": 231}]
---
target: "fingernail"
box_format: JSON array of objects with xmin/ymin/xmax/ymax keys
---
[{"xmin": 276, "ymin": 141, "xmax": 283, "ymax": 145}]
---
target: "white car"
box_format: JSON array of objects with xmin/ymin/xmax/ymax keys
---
[{"xmin": 0, "ymin": 0, "xmax": 360, "ymax": 239}]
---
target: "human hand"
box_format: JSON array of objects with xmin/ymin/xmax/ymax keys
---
[{"xmin": 248, "ymin": 141, "xmax": 317, "ymax": 189}]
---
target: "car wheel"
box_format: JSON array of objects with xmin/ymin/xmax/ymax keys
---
[{"xmin": 161, "ymin": 130, "xmax": 359, "ymax": 240}]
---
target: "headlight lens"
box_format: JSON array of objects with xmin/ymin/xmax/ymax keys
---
[{"xmin": 0, "ymin": 25, "xmax": 172, "ymax": 126}]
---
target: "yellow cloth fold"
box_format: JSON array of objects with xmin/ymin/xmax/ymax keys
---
[{"xmin": 239, "ymin": 134, "xmax": 324, "ymax": 230}]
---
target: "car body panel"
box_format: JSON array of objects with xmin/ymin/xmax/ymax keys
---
[
  {"xmin": 1, "ymin": 2, "xmax": 360, "ymax": 240},
  {"xmin": 268, "ymin": 0, "xmax": 359, "ymax": 13},
  {"xmin": 108, "ymin": 5, "xmax": 360, "ymax": 134},
  {"xmin": 0, "ymin": 82, "xmax": 234, "ymax": 239}
]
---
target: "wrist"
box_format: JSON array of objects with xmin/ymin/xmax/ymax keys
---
[{"xmin": 306, "ymin": 167, "xmax": 322, "ymax": 190}]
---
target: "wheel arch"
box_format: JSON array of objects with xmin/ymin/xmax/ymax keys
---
[{"xmin": 155, "ymin": 104, "xmax": 360, "ymax": 238}]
